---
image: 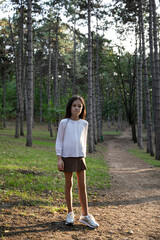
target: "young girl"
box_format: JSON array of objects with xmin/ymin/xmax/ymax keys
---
[{"xmin": 55, "ymin": 95, "xmax": 99, "ymax": 229}]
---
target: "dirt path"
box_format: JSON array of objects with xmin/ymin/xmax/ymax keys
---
[{"xmin": 1, "ymin": 128, "xmax": 160, "ymax": 240}]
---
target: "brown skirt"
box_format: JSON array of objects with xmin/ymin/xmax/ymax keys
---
[{"xmin": 62, "ymin": 157, "xmax": 87, "ymax": 172}]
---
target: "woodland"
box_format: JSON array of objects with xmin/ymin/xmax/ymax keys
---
[{"xmin": 0, "ymin": 0, "xmax": 160, "ymax": 160}]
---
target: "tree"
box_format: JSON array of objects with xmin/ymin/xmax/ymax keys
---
[
  {"xmin": 48, "ymin": 29, "xmax": 53, "ymax": 137},
  {"xmin": 87, "ymin": 0, "xmax": 94, "ymax": 153},
  {"xmin": 26, "ymin": 0, "xmax": 34, "ymax": 147},
  {"xmin": 137, "ymin": 4, "xmax": 143, "ymax": 149},
  {"xmin": 139, "ymin": 0, "xmax": 153, "ymax": 156},
  {"xmin": 150, "ymin": 0, "xmax": 160, "ymax": 160},
  {"xmin": 113, "ymin": 51, "xmax": 137, "ymax": 142},
  {"xmin": 18, "ymin": 0, "xmax": 25, "ymax": 136}
]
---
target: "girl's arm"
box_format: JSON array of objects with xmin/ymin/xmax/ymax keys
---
[
  {"xmin": 55, "ymin": 120, "xmax": 65, "ymax": 156},
  {"xmin": 55, "ymin": 120, "xmax": 65, "ymax": 171},
  {"xmin": 57, "ymin": 155, "xmax": 64, "ymax": 171}
]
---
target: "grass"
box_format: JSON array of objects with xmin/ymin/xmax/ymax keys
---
[
  {"xmin": 0, "ymin": 124, "xmax": 110, "ymax": 207},
  {"xmin": 128, "ymin": 148, "xmax": 160, "ymax": 167},
  {"xmin": 103, "ymin": 130, "xmax": 122, "ymax": 136}
]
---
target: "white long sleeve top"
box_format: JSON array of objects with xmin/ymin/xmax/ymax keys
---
[{"xmin": 55, "ymin": 118, "xmax": 88, "ymax": 158}]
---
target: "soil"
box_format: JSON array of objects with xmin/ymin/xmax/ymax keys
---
[{"xmin": 0, "ymin": 128, "xmax": 160, "ymax": 240}]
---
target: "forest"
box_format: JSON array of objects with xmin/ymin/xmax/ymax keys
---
[{"xmin": 0, "ymin": 0, "xmax": 160, "ymax": 159}]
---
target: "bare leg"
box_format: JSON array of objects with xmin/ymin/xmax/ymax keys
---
[
  {"xmin": 64, "ymin": 172, "xmax": 73, "ymax": 213},
  {"xmin": 76, "ymin": 170, "xmax": 88, "ymax": 216}
]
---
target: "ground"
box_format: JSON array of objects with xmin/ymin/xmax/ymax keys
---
[{"xmin": 1, "ymin": 128, "xmax": 160, "ymax": 240}]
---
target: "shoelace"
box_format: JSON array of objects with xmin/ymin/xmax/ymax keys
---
[{"xmin": 88, "ymin": 214, "xmax": 95, "ymax": 221}]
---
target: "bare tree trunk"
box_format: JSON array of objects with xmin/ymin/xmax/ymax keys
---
[
  {"xmin": 64, "ymin": 63, "xmax": 68, "ymax": 96},
  {"xmin": 140, "ymin": 0, "xmax": 154, "ymax": 156},
  {"xmin": 48, "ymin": 30, "xmax": 53, "ymax": 137},
  {"xmin": 92, "ymin": 32, "xmax": 97, "ymax": 145},
  {"xmin": 107, "ymin": 88, "xmax": 110, "ymax": 129},
  {"xmin": 26, "ymin": 0, "xmax": 33, "ymax": 147},
  {"xmin": 73, "ymin": 19, "xmax": 77, "ymax": 95},
  {"xmin": 95, "ymin": 32, "xmax": 101, "ymax": 141},
  {"xmin": 99, "ymin": 84, "xmax": 103, "ymax": 141},
  {"xmin": 3, "ymin": 67, "xmax": 6, "ymax": 128},
  {"xmin": 138, "ymin": 10, "xmax": 143, "ymax": 149},
  {"xmin": 152, "ymin": 0, "xmax": 160, "ymax": 160},
  {"xmin": 40, "ymin": 75, "xmax": 43, "ymax": 124},
  {"xmin": 135, "ymin": 30, "xmax": 140, "ymax": 146},
  {"xmin": 24, "ymin": 83, "xmax": 28, "ymax": 120},
  {"xmin": 53, "ymin": 17, "xmax": 59, "ymax": 128},
  {"xmin": 19, "ymin": 1, "xmax": 24, "ymax": 136},
  {"xmin": 87, "ymin": 0, "xmax": 94, "ymax": 153}
]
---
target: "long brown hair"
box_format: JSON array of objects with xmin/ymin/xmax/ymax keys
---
[{"xmin": 65, "ymin": 95, "xmax": 86, "ymax": 119}]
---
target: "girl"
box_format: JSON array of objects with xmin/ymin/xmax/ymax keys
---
[{"xmin": 55, "ymin": 95, "xmax": 99, "ymax": 229}]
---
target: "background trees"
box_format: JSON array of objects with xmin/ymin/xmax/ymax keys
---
[{"xmin": 0, "ymin": 0, "xmax": 160, "ymax": 159}]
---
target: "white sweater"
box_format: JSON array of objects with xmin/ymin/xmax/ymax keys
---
[{"xmin": 55, "ymin": 118, "xmax": 88, "ymax": 157}]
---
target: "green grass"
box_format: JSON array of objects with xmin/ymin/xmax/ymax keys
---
[
  {"xmin": 128, "ymin": 148, "xmax": 160, "ymax": 167},
  {"xmin": 0, "ymin": 125, "xmax": 110, "ymax": 206},
  {"xmin": 103, "ymin": 130, "xmax": 122, "ymax": 136}
]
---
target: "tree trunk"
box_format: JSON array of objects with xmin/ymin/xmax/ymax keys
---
[
  {"xmin": 64, "ymin": 63, "xmax": 68, "ymax": 96},
  {"xmin": 95, "ymin": 31, "xmax": 102, "ymax": 141},
  {"xmin": 53, "ymin": 17, "xmax": 59, "ymax": 128},
  {"xmin": 40, "ymin": 74, "xmax": 43, "ymax": 124},
  {"xmin": 73, "ymin": 19, "xmax": 77, "ymax": 95},
  {"xmin": 152, "ymin": 0, "xmax": 160, "ymax": 160},
  {"xmin": 99, "ymin": 84, "xmax": 103, "ymax": 141},
  {"xmin": 140, "ymin": 0, "xmax": 154, "ymax": 156},
  {"xmin": 135, "ymin": 30, "xmax": 140, "ymax": 146},
  {"xmin": 3, "ymin": 67, "xmax": 6, "ymax": 128},
  {"xmin": 149, "ymin": 0, "xmax": 155, "ymax": 130},
  {"xmin": 107, "ymin": 88, "xmax": 110, "ymax": 129},
  {"xmin": 19, "ymin": 2, "xmax": 24, "ymax": 136},
  {"xmin": 87, "ymin": 0, "xmax": 94, "ymax": 153},
  {"xmin": 26, "ymin": 0, "xmax": 33, "ymax": 147},
  {"xmin": 48, "ymin": 30, "xmax": 53, "ymax": 137},
  {"xmin": 131, "ymin": 122, "xmax": 137, "ymax": 143},
  {"xmin": 138, "ymin": 10, "xmax": 143, "ymax": 149},
  {"xmin": 92, "ymin": 32, "xmax": 97, "ymax": 145}
]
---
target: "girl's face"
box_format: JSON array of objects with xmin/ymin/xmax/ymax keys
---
[{"xmin": 71, "ymin": 99, "xmax": 83, "ymax": 119}]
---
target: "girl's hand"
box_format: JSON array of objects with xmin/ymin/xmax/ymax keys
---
[{"xmin": 57, "ymin": 157, "xmax": 64, "ymax": 171}]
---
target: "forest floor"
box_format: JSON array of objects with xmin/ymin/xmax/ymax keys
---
[{"xmin": 1, "ymin": 128, "xmax": 160, "ymax": 240}]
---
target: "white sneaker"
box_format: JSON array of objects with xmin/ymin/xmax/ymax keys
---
[
  {"xmin": 79, "ymin": 214, "xmax": 99, "ymax": 229},
  {"xmin": 65, "ymin": 212, "xmax": 74, "ymax": 225}
]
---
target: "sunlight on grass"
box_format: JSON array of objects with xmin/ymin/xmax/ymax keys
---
[{"xmin": 128, "ymin": 148, "xmax": 160, "ymax": 167}]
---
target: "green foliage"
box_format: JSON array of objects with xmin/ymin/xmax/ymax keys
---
[
  {"xmin": 43, "ymin": 101, "xmax": 65, "ymax": 123},
  {"xmin": 0, "ymin": 79, "xmax": 16, "ymax": 122},
  {"xmin": 42, "ymin": 93, "xmax": 72, "ymax": 123}
]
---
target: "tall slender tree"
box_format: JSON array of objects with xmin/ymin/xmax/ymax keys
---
[
  {"xmin": 53, "ymin": 16, "xmax": 60, "ymax": 128},
  {"xmin": 92, "ymin": 32, "xmax": 97, "ymax": 145},
  {"xmin": 48, "ymin": 29, "xmax": 53, "ymax": 137},
  {"xmin": 73, "ymin": 19, "xmax": 77, "ymax": 94},
  {"xmin": 151, "ymin": 0, "xmax": 160, "ymax": 160},
  {"xmin": 87, "ymin": 0, "xmax": 94, "ymax": 153},
  {"xmin": 19, "ymin": 0, "xmax": 24, "ymax": 136},
  {"xmin": 140, "ymin": 0, "xmax": 153, "ymax": 156},
  {"xmin": 26, "ymin": 0, "xmax": 33, "ymax": 147},
  {"xmin": 137, "ymin": 1, "xmax": 143, "ymax": 150}
]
